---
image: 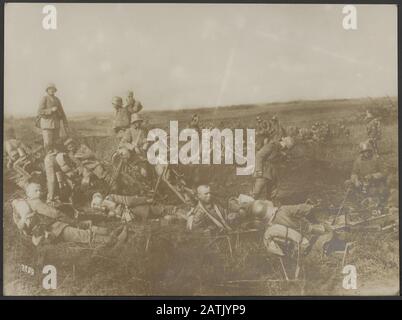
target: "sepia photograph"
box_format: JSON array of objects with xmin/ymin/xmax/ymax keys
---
[{"xmin": 3, "ymin": 3, "xmax": 399, "ymax": 296}]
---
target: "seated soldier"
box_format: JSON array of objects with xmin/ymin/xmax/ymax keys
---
[
  {"xmin": 345, "ymin": 140, "xmax": 386, "ymax": 205},
  {"xmin": 12, "ymin": 183, "xmax": 127, "ymax": 247},
  {"xmin": 187, "ymin": 185, "xmax": 232, "ymax": 232},
  {"xmin": 118, "ymin": 113, "xmax": 148, "ymax": 156}
]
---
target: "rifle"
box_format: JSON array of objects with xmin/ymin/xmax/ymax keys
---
[
  {"xmin": 106, "ymin": 157, "xmax": 124, "ymax": 194},
  {"xmin": 152, "ymin": 164, "xmax": 167, "ymax": 202},
  {"xmin": 331, "ymin": 185, "xmax": 351, "ymax": 226}
]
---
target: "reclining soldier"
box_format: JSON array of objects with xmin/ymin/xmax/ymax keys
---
[
  {"xmin": 12, "ymin": 182, "xmax": 127, "ymax": 247},
  {"xmin": 90, "ymin": 192, "xmax": 186, "ymax": 223},
  {"xmin": 64, "ymin": 138, "xmax": 109, "ymax": 184},
  {"xmin": 250, "ymin": 199, "xmax": 329, "ymax": 256},
  {"xmin": 187, "ymin": 185, "xmax": 232, "ymax": 233},
  {"xmin": 4, "ymin": 128, "xmax": 42, "ymax": 178}
]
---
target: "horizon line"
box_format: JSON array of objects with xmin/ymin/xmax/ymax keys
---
[{"xmin": 4, "ymin": 95, "xmax": 397, "ymax": 119}]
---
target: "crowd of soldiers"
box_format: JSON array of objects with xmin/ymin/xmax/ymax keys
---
[{"xmin": 5, "ymin": 83, "xmax": 397, "ymax": 275}]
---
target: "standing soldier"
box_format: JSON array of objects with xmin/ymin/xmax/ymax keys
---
[
  {"xmin": 37, "ymin": 83, "xmax": 69, "ymax": 152},
  {"xmin": 268, "ymin": 115, "xmax": 286, "ymax": 142},
  {"xmin": 44, "ymin": 147, "xmax": 60, "ymax": 205},
  {"xmin": 365, "ymin": 113, "xmax": 382, "ymax": 157},
  {"xmin": 112, "ymin": 96, "xmax": 131, "ymax": 134},
  {"xmin": 251, "ymin": 136, "xmax": 294, "ymax": 201},
  {"xmin": 125, "ymin": 91, "xmax": 143, "ymax": 114},
  {"xmin": 255, "ymin": 116, "xmax": 270, "ymax": 150}
]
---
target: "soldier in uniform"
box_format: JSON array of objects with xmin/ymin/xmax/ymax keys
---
[
  {"xmin": 255, "ymin": 116, "xmax": 270, "ymax": 150},
  {"xmin": 187, "ymin": 185, "xmax": 232, "ymax": 232},
  {"xmin": 44, "ymin": 142, "xmax": 84, "ymax": 205},
  {"xmin": 44, "ymin": 147, "xmax": 61, "ymax": 205},
  {"xmin": 112, "ymin": 96, "xmax": 131, "ymax": 134},
  {"xmin": 119, "ymin": 113, "xmax": 148, "ymax": 155},
  {"xmin": 251, "ymin": 136, "xmax": 294, "ymax": 201},
  {"xmin": 365, "ymin": 113, "xmax": 382, "ymax": 157},
  {"xmin": 37, "ymin": 83, "xmax": 69, "ymax": 152},
  {"xmin": 311, "ymin": 122, "xmax": 320, "ymax": 142},
  {"xmin": 346, "ymin": 141, "xmax": 386, "ymax": 205},
  {"xmin": 4, "ymin": 127, "xmax": 31, "ymax": 170},
  {"xmin": 254, "ymin": 199, "xmax": 329, "ymax": 257},
  {"xmin": 268, "ymin": 115, "xmax": 286, "ymax": 142},
  {"xmin": 64, "ymin": 138, "xmax": 109, "ymax": 184},
  {"xmin": 12, "ymin": 182, "xmax": 127, "ymax": 247},
  {"xmin": 90, "ymin": 192, "xmax": 182, "ymax": 223},
  {"xmin": 125, "ymin": 91, "xmax": 143, "ymax": 114}
]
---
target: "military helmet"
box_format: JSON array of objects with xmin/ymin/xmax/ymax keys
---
[
  {"xmin": 359, "ymin": 141, "xmax": 373, "ymax": 153},
  {"xmin": 130, "ymin": 113, "xmax": 143, "ymax": 124},
  {"xmin": 112, "ymin": 96, "xmax": 123, "ymax": 106},
  {"xmin": 251, "ymin": 200, "xmax": 275, "ymax": 220},
  {"xmin": 46, "ymin": 83, "xmax": 57, "ymax": 92},
  {"xmin": 127, "ymin": 90, "xmax": 134, "ymax": 97}
]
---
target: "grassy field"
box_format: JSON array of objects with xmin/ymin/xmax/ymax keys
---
[{"xmin": 3, "ymin": 96, "xmax": 399, "ymax": 296}]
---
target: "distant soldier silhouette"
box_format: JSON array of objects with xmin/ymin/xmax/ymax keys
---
[{"xmin": 365, "ymin": 112, "xmax": 382, "ymax": 157}]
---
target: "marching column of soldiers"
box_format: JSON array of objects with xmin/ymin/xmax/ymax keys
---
[{"xmin": 5, "ymin": 85, "xmax": 398, "ymax": 270}]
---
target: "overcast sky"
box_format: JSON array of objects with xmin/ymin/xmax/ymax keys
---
[{"xmin": 4, "ymin": 3, "xmax": 397, "ymax": 116}]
